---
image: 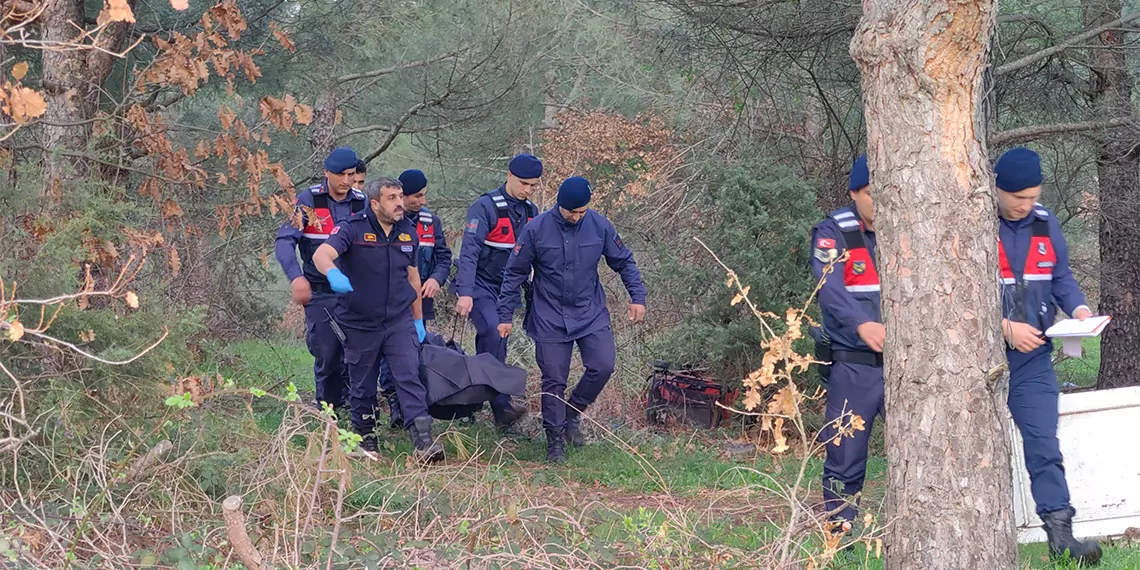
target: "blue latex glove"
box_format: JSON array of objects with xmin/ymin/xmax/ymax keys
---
[
  {"xmin": 414, "ymin": 319, "xmax": 426, "ymax": 342},
  {"xmin": 326, "ymin": 268, "xmax": 353, "ymax": 293}
]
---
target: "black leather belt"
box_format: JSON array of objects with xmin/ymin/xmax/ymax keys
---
[{"xmin": 831, "ymin": 350, "xmax": 883, "ymax": 367}]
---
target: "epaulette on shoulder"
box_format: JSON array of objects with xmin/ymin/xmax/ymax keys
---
[{"xmin": 828, "ymin": 209, "xmax": 860, "ymax": 231}]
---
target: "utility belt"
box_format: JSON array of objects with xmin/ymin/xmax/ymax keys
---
[
  {"xmin": 809, "ymin": 326, "xmax": 882, "ymax": 383},
  {"xmin": 831, "ymin": 350, "xmax": 883, "ymax": 367}
]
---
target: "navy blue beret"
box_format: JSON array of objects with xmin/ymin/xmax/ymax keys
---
[
  {"xmin": 995, "ymin": 147, "xmax": 1043, "ymax": 192},
  {"xmin": 848, "ymin": 155, "xmax": 869, "ymax": 191},
  {"xmin": 324, "ymin": 147, "xmax": 358, "ymax": 174},
  {"xmin": 508, "ymin": 153, "xmax": 543, "ymax": 179},
  {"xmin": 557, "ymin": 176, "xmax": 592, "ymax": 210},
  {"xmin": 398, "ymin": 169, "xmax": 428, "ymax": 195}
]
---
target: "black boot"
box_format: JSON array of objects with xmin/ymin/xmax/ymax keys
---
[
  {"xmin": 494, "ymin": 400, "xmax": 528, "ymax": 429},
  {"xmin": 564, "ymin": 408, "xmax": 585, "ymax": 447},
  {"xmin": 384, "ymin": 390, "xmax": 404, "ymax": 430},
  {"xmin": 1041, "ymin": 509, "xmax": 1102, "ymax": 565},
  {"xmin": 359, "ymin": 434, "xmax": 378, "ymax": 453},
  {"xmin": 546, "ymin": 428, "xmax": 567, "ymax": 463},
  {"xmin": 407, "ymin": 416, "xmax": 445, "ymax": 464},
  {"xmin": 349, "ymin": 433, "xmax": 380, "ymax": 461}
]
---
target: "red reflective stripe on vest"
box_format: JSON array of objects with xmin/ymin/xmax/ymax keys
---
[
  {"xmin": 1025, "ymin": 236, "xmax": 1056, "ymax": 277},
  {"xmin": 483, "ymin": 214, "xmax": 534, "ymax": 248},
  {"xmin": 416, "ymin": 220, "xmax": 435, "ymax": 246},
  {"xmin": 484, "ymin": 217, "xmax": 517, "ymax": 247},
  {"xmin": 843, "ymin": 246, "xmax": 880, "ymax": 289},
  {"xmin": 302, "ymin": 207, "xmax": 334, "ymax": 238},
  {"xmin": 997, "ymin": 236, "xmax": 1055, "ymax": 282},
  {"xmin": 998, "ymin": 241, "xmax": 1014, "ymax": 280}
]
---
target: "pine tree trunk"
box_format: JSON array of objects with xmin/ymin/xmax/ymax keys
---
[
  {"xmin": 40, "ymin": 0, "xmax": 90, "ymax": 195},
  {"xmin": 850, "ymin": 0, "xmax": 1018, "ymax": 567},
  {"xmin": 39, "ymin": 0, "xmax": 134, "ymax": 196},
  {"xmin": 1086, "ymin": 0, "xmax": 1140, "ymax": 390},
  {"xmin": 308, "ymin": 88, "xmax": 338, "ymax": 180}
]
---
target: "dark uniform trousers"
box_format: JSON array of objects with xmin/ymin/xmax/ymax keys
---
[
  {"xmin": 304, "ymin": 294, "xmax": 349, "ymax": 407},
  {"xmin": 533, "ymin": 327, "xmax": 616, "ymax": 431},
  {"xmin": 472, "ymin": 281, "xmax": 509, "ymax": 361},
  {"xmin": 341, "ymin": 316, "xmax": 427, "ymax": 436},
  {"xmin": 820, "ymin": 361, "xmax": 885, "ymax": 522},
  {"xmin": 1009, "ymin": 349, "xmax": 1070, "ymax": 517}
]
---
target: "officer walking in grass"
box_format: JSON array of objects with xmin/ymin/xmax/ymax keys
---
[
  {"xmin": 497, "ymin": 176, "xmax": 646, "ymax": 462},
  {"xmin": 377, "ymin": 169, "xmax": 454, "ymax": 429},
  {"xmin": 274, "ymin": 147, "xmax": 366, "ymax": 411},
  {"xmin": 993, "ymin": 147, "xmax": 1100, "ymax": 565},
  {"xmin": 453, "ymin": 154, "xmax": 542, "ymax": 428},
  {"xmin": 810, "ymin": 155, "xmax": 885, "ymax": 527},
  {"xmin": 312, "ymin": 177, "xmax": 443, "ymax": 463}
]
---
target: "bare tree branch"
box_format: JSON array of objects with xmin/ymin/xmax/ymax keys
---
[
  {"xmin": 362, "ymin": 97, "xmax": 449, "ymax": 163},
  {"xmin": 988, "ymin": 117, "xmax": 1134, "ymax": 146},
  {"xmin": 19, "ymin": 326, "xmax": 170, "ymax": 365},
  {"xmin": 994, "ymin": 12, "xmax": 1140, "ymax": 76},
  {"xmin": 337, "ymin": 121, "xmax": 457, "ymax": 139},
  {"xmin": 336, "ymin": 49, "xmax": 466, "ymax": 83}
]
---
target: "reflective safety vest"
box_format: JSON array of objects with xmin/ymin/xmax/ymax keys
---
[
  {"xmin": 302, "ymin": 187, "xmax": 365, "ymax": 240},
  {"xmin": 998, "ymin": 217, "xmax": 1054, "ymax": 285},
  {"xmin": 483, "ymin": 188, "xmax": 537, "ymax": 250},
  {"xmin": 415, "ymin": 209, "xmax": 436, "ymax": 249},
  {"xmin": 816, "ymin": 206, "xmax": 882, "ymax": 352},
  {"xmin": 998, "ymin": 206, "xmax": 1058, "ymax": 333},
  {"xmin": 832, "ymin": 209, "xmax": 880, "ymax": 293},
  {"xmin": 411, "ymin": 207, "xmax": 439, "ymax": 281}
]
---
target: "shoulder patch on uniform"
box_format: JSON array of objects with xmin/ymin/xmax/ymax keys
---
[
  {"xmin": 814, "ymin": 247, "xmax": 838, "ymax": 262},
  {"xmin": 465, "ymin": 219, "xmax": 479, "ymax": 233},
  {"xmin": 816, "ymin": 238, "xmax": 836, "ymax": 249},
  {"xmin": 363, "ymin": 233, "xmax": 376, "ymax": 242},
  {"xmin": 330, "ymin": 226, "xmax": 340, "ymax": 235},
  {"xmin": 399, "ymin": 233, "xmax": 412, "ymax": 242}
]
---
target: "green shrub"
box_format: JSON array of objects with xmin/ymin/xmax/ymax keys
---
[{"xmin": 649, "ymin": 162, "xmax": 821, "ymax": 385}]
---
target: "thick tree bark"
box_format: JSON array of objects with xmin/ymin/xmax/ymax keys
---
[
  {"xmin": 850, "ymin": 0, "xmax": 1017, "ymax": 568},
  {"xmin": 1086, "ymin": 0, "xmax": 1140, "ymax": 390},
  {"xmin": 308, "ymin": 88, "xmax": 338, "ymax": 180},
  {"xmin": 40, "ymin": 0, "xmax": 134, "ymax": 195},
  {"xmin": 40, "ymin": 0, "xmax": 90, "ymax": 193}
]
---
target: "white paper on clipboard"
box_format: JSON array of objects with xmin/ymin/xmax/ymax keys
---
[{"xmin": 1045, "ymin": 316, "xmax": 1112, "ymax": 357}]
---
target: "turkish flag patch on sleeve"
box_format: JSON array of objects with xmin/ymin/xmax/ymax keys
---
[{"xmin": 816, "ymin": 237, "xmax": 836, "ymax": 249}]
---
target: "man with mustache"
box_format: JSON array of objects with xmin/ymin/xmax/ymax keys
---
[{"xmin": 312, "ymin": 177, "xmax": 441, "ymax": 463}]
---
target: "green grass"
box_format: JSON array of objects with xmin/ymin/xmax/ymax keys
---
[
  {"xmin": 1020, "ymin": 541, "xmax": 1140, "ymax": 569},
  {"xmin": 1054, "ymin": 336, "xmax": 1101, "ymax": 388},
  {"xmin": 196, "ymin": 337, "xmax": 315, "ymax": 392},
  {"xmin": 168, "ymin": 338, "xmax": 1137, "ymax": 569}
]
